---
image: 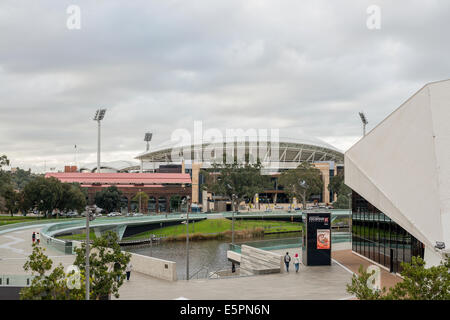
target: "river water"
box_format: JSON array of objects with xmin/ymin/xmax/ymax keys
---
[{"xmin": 126, "ymin": 231, "xmax": 350, "ymax": 280}]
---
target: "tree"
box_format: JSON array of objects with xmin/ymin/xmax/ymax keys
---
[
  {"xmin": 1, "ymin": 184, "xmax": 18, "ymax": 216},
  {"xmin": 0, "ymin": 155, "xmax": 9, "ymax": 168},
  {"xmin": 20, "ymin": 244, "xmax": 84, "ymax": 300},
  {"xmin": 10, "ymin": 168, "xmax": 35, "ymax": 190},
  {"xmin": 94, "ymin": 186, "xmax": 123, "ymax": 213},
  {"xmin": 204, "ymin": 160, "xmax": 271, "ymax": 212},
  {"xmin": 333, "ymin": 194, "xmax": 350, "ymax": 209},
  {"xmin": 347, "ymin": 255, "xmax": 450, "ymax": 300},
  {"xmin": 278, "ymin": 162, "xmax": 323, "ymax": 209},
  {"xmin": 132, "ymin": 191, "xmax": 149, "ymax": 212},
  {"xmin": 21, "ymin": 176, "xmax": 63, "ymax": 217},
  {"xmin": 73, "ymin": 231, "xmax": 131, "ymax": 299},
  {"xmin": 328, "ymin": 173, "xmax": 351, "ymax": 198},
  {"xmin": 58, "ymin": 183, "xmax": 87, "ymax": 214}
]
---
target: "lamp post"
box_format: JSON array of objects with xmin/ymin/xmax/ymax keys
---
[
  {"xmin": 93, "ymin": 109, "xmax": 106, "ymax": 173},
  {"xmin": 184, "ymin": 196, "xmax": 191, "ymax": 280},
  {"xmin": 85, "ymin": 207, "xmax": 92, "ymax": 300},
  {"xmin": 142, "ymin": 132, "xmax": 152, "ymax": 173},
  {"xmin": 226, "ymin": 184, "xmax": 236, "ymax": 245},
  {"xmin": 359, "ymin": 112, "xmax": 368, "ymax": 137}
]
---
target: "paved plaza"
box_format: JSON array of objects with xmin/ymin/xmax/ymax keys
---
[{"xmin": 0, "ymin": 226, "xmax": 401, "ymax": 300}]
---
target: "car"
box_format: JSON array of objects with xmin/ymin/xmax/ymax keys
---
[
  {"xmin": 133, "ymin": 213, "xmax": 144, "ymax": 217},
  {"xmin": 95, "ymin": 213, "xmax": 103, "ymax": 217},
  {"xmin": 274, "ymin": 205, "xmax": 283, "ymax": 209},
  {"xmin": 107, "ymin": 213, "xmax": 116, "ymax": 217}
]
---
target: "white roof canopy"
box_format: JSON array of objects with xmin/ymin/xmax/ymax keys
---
[{"xmin": 345, "ymin": 79, "xmax": 450, "ymax": 259}]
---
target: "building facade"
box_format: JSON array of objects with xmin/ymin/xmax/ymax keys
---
[
  {"xmin": 45, "ymin": 172, "xmax": 192, "ymax": 213},
  {"xmin": 352, "ymin": 191, "xmax": 424, "ymax": 273}
]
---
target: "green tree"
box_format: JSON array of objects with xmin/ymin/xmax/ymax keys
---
[
  {"xmin": 20, "ymin": 244, "xmax": 84, "ymax": 300},
  {"xmin": 73, "ymin": 231, "xmax": 131, "ymax": 299},
  {"xmin": 94, "ymin": 186, "xmax": 123, "ymax": 213},
  {"xmin": 10, "ymin": 168, "xmax": 35, "ymax": 190},
  {"xmin": 333, "ymin": 194, "xmax": 350, "ymax": 209},
  {"xmin": 328, "ymin": 173, "xmax": 351, "ymax": 197},
  {"xmin": 58, "ymin": 183, "xmax": 87, "ymax": 215},
  {"xmin": 22, "ymin": 176, "xmax": 63, "ymax": 217},
  {"xmin": 0, "ymin": 155, "xmax": 9, "ymax": 168},
  {"xmin": 170, "ymin": 195, "xmax": 181, "ymax": 211},
  {"xmin": 278, "ymin": 162, "xmax": 323, "ymax": 209},
  {"xmin": 132, "ymin": 191, "xmax": 149, "ymax": 212},
  {"xmin": 347, "ymin": 255, "xmax": 450, "ymax": 300},
  {"xmin": 205, "ymin": 161, "xmax": 271, "ymax": 211},
  {"xmin": 1, "ymin": 184, "xmax": 18, "ymax": 216}
]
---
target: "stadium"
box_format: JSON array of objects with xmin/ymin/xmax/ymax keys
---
[{"xmin": 134, "ymin": 134, "xmax": 345, "ymax": 210}]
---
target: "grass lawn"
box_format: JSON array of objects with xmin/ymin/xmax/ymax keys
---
[
  {"xmin": 0, "ymin": 215, "xmax": 56, "ymax": 226},
  {"xmin": 57, "ymin": 230, "xmax": 97, "ymax": 241},
  {"xmin": 123, "ymin": 219, "xmax": 303, "ymax": 241}
]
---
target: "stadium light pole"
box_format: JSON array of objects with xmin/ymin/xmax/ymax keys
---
[
  {"xmin": 93, "ymin": 109, "xmax": 107, "ymax": 173},
  {"xmin": 359, "ymin": 112, "xmax": 368, "ymax": 137},
  {"xmin": 142, "ymin": 132, "xmax": 153, "ymax": 173}
]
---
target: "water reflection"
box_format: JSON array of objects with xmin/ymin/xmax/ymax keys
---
[{"xmin": 126, "ymin": 232, "xmax": 303, "ymax": 279}]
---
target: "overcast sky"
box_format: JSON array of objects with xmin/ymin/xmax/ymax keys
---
[{"xmin": 1, "ymin": 0, "xmax": 449, "ymax": 172}]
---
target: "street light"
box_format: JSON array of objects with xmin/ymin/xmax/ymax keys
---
[
  {"xmin": 359, "ymin": 112, "xmax": 368, "ymax": 136},
  {"xmin": 142, "ymin": 132, "xmax": 153, "ymax": 173},
  {"xmin": 183, "ymin": 196, "xmax": 191, "ymax": 280},
  {"xmin": 85, "ymin": 206, "xmax": 96, "ymax": 300},
  {"xmin": 93, "ymin": 108, "xmax": 107, "ymax": 173},
  {"xmin": 226, "ymin": 184, "xmax": 237, "ymax": 245}
]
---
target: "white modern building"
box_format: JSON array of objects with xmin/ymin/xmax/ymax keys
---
[{"xmin": 345, "ymin": 79, "xmax": 450, "ymax": 269}]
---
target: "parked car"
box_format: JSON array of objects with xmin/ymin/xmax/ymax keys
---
[
  {"xmin": 133, "ymin": 213, "xmax": 144, "ymax": 217},
  {"xmin": 107, "ymin": 212, "xmax": 116, "ymax": 217}
]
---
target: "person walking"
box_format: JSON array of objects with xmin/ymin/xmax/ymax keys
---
[
  {"xmin": 114, "ymin": 262, "xmax": 121, "ymax": 282},
  {"xmin": 284, "ymin": 252, "xmax": 291, "ymax": 272},
  {"xmin": 293, "ymin": 253, "xmax": 300, "ymax": 273},
  {"xmin": 32, "ymin": 232, "xmax": 36, "ymax": 244},
  {"xmin": 125, "ymin": 261, "xmax": 133, "ymax": 281},
  {"xmin": 36, "ymin": 232, "xmax": 40, "ymax": 245}
]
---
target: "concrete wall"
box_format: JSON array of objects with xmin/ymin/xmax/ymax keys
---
[
  {"xmin": 128, "ymin": 252, "xmax": 177, "ymax": 281},
  {"xmin": 239, "ymin": 245, "xmax": 283, "ymax": 276}
]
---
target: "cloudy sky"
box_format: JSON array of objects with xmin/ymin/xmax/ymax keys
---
[{"xmin": 1, "ymin": 0, "xmax": 449, "ymax": 172}]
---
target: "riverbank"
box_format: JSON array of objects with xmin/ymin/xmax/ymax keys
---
[{"xmin": 123, "ymin": 219, "xmax": 303, "ymax": 241}]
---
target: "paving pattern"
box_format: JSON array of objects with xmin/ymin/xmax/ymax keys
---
[{"xmin": 0, "ymin": 226, "xmax": 401, "ymax": 299}]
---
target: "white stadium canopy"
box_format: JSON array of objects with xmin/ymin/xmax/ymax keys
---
[{"xmin": 345, "ymin": 79, "xmax": 450, "ymax": 265}]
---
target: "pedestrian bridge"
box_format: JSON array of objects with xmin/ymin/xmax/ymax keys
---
[{"xmin": 33, "ymin": 210, "xmax": 350, "ymax": 254}]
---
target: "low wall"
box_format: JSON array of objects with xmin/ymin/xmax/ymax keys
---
[
  {"xmin": 128, "ymin": 252, "xmax": 177, "ymax": 281},
  {"xmin": 240, "ymin": 245, "xmax": 283, "ymax": 275},
  {"xmin": 72, "ymin": 240, "xmax": 177, "ymax": 281}
]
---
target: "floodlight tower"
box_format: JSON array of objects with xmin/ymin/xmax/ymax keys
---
[
  {"xmin": 93, "ymin": 109, "xmax": 107, "ymax": 173},
  {"xmin": 142, "ymin": 132, "xmax": 153, "ymax": 173},
  {"xmin": 359, "ymin": 112, "xmax": 368, "ymax": 136}
]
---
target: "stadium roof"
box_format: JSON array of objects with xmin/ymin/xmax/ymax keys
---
[
  {"xmin": 79, "ymin": 160, "xmax": 139, "ymax": 172},
  {"xmin": 136, "ymin": 134, "xmax": 344, "ymax": 164}
]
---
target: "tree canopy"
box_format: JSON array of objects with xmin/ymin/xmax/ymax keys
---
[
  {"xmin": 94, "ymin": 186, "xmax": 123, "ymax": 213},
  {"xmin": 204, "ymin": 161, "xmax": 271, "ymax": 211},
  {"xmin": 277, "ymin": 162, "xmax": 323, "ymax": 208},
  {"xmin": 73, "ymin": 231, "xmax": 131, "ymax": 299},
  {"xmin": 347, "ymin": 255, "xmax": 450, "ymax": 300}
]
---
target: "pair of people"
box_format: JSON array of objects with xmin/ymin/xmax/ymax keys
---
[
  {"xmin": 32, "ymin": 232, "xmax": 40, "ymax": 245},
  {"xmin": 114, "ymin": 262, "xmax": 133, "ymax": 281},
  {"xmin": 284, "ymin": 252, "xmax": 300, "ymax": 273}
]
